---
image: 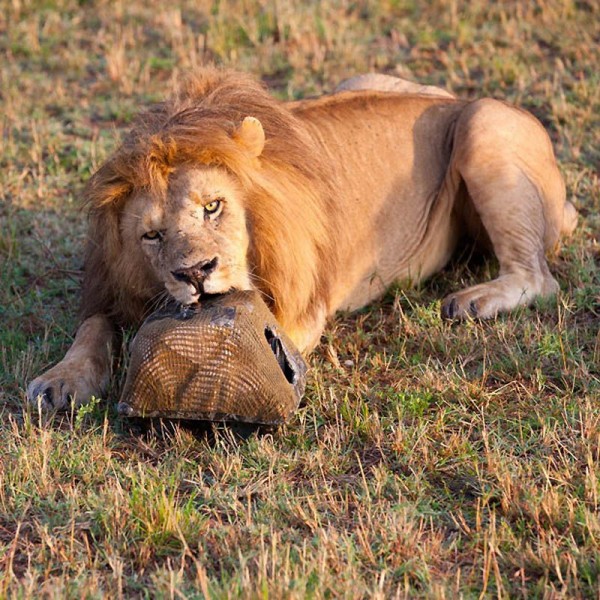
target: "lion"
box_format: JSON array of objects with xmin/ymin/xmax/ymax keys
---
[{"xmin": 27, "ymin": 67, "xmax": 577, "ymax": 410}]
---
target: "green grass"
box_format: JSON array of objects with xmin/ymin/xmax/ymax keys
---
[{"xmin": 1, "ymin": 0, "xmax": 600, "ymax": 597}]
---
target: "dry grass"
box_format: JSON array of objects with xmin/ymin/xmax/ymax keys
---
[{"xmin": 1, "ymin": 0, "xmax": 600, "ymax": 597}]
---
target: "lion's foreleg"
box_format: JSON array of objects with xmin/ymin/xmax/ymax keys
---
[
  {"xmin": 282, "ymin": 307, "xmax": 328, "ymax": 356},
  {"xmin": 27, "ymin": 314, "xmax": 114, "ymax": 411}
]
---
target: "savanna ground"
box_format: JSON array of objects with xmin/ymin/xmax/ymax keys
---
[{"xmin": 1, "ymin": 0, "xmax": 599, "ymax": 597}]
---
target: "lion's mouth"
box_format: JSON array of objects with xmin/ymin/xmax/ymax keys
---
[
  {"xmin": 165, "ymin": 280, "xmax": 202, "ymax": 306},
  {"xmin": 168, "ymin": 282, "xmax": 243, "ymax": 307}
]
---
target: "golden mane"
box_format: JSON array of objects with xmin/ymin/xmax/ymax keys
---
[{"xmin": 81, "ymin": 67, "xmax": 344, "ymax": 334}]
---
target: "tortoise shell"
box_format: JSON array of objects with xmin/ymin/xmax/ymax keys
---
[{"xmin": 117, "ymin": 290, "xmax": 307, "ymax": 424}]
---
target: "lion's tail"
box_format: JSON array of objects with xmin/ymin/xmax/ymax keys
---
[{"xmin": 562, "ymin": 200, "xmax": 578, "ymax": 237}]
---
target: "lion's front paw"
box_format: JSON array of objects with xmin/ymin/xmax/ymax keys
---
[{"xmin": 26, "ymin": 362, "xmax": 103, "ymax": 411}]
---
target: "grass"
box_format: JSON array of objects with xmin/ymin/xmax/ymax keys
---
[{"xmin": 1, "ymin": 0, "xmax": 600, "ymax": 597}]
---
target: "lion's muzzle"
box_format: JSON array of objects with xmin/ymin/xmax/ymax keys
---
[{"xmin": 171, "ymin": 257, "xmax": 219, "ymax": 293}]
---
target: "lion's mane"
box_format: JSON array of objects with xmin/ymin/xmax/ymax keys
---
[{"xmin": 82, "ymin": 68, "xmax": 344, "ymax": 335}]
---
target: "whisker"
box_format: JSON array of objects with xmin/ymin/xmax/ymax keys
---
[
  {"xmin": 136, "ymin": 265, "xmax": 280, "ymax": 319},
  {"xmin": 230, "ymin": 265, "xmax": 277, "ymax": 304},
  {"xmin": 141, "ymin": 289, "xmax": 171, "ymax": 319}
]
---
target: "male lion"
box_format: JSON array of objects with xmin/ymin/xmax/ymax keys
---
[{"xmin": 27, "ymin": 68, "xmax": 577, "ymax": 410}]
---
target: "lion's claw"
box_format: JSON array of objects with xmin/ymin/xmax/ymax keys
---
[
  {"xmin": 441, "ymin": 295, "xmax": 480, "ymax": 320},
  {"xmin": 468, "ymin": 300, "xmax": 479, "ymax": 317},
  {"xmin": 441, "ymin": 297, "xmax": 458, "ymax": 320}
]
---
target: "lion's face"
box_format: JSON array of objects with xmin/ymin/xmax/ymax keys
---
[{"xmin": 121, "ymin": 165, "xmax": 252, "ymax": 305}]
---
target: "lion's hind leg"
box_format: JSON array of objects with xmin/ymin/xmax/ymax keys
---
[{"xmin": 441, "ymin": 98, "xmax": 575, "ymax": 320}]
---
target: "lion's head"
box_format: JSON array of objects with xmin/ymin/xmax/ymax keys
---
[
  {"xmin": 120, "ymin": 162, "xmax": 253, "ymax": 305},
  {"xmin": 80, "ymin": 68, "xmax": 343, "ymax": 348}
]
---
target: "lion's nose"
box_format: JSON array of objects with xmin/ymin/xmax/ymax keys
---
[{"xmin": 171, "ymin": 258, "xmax": 218, "ymax": 291}]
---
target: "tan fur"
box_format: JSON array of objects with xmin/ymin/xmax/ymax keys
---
[
  {"xmin": 27, "ymin": 67, "xmax": 577, "ymax": 410},
  {"xmin": 335, "ymin": 73, "xmax": 455, "ymax": 98}
]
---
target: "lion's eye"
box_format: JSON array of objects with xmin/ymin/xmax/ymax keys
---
[
  {"xmin": 142, "ymin": 230, "xmax": 162, "ymax": 241},
  {"xmin": 204, "ymin": 199, "xmax": 222, "ymax": 215}
]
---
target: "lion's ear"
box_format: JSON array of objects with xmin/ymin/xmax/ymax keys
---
[{"xmin": 233, "ymin": 116, "xmax": 265, "ymax": 158}]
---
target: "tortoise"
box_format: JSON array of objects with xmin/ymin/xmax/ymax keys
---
[{"xmin": 117, "ymin": 290, "xmax": 307, "ymax": 424}]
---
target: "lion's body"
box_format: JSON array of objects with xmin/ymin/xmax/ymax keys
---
[
  {"xmin": 27, "ymin": 68, "xmax": 577, "ymax": 410},
  {"xmin": 291, "ymin": 91, "xmax": 574, "ymax": 328},
  {"xmin": 292, "ymin": 93, "xmax": 465, "ymax": 317}
]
